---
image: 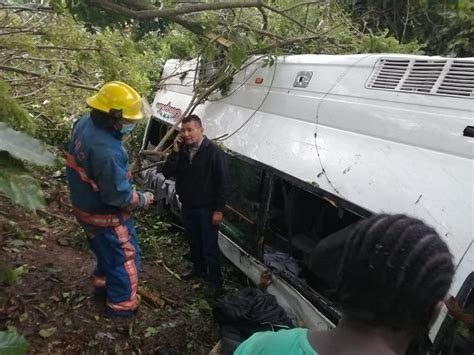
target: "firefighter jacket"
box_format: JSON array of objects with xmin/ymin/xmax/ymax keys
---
[{"xmin": 66, "ymin": 114, "xmax": 144, "ymax": 229}]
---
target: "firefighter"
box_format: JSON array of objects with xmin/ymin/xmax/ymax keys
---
[{"xmin": 66, "ymin": 81, "xmax": 154, "ymax": 317}]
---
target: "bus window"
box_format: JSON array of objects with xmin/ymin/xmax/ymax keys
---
[
  {"xmin": 222, "ymin": 154, "xmax": 264, "ymax": 254},
  {"xmin": 431, "ymin": 273, "xmax": 474, "ymax": 355},
  {"xmin": 264, "ymin": 176, "xmax": 361, "ymax": 306}
]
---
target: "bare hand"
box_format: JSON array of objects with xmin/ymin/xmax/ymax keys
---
[
  {"xmin": 142, "ymin": 191, "xmax": 155, "ymax": 208},
  {"xmin": 173, "ymin": 133, "xmax": 184, "ymax": 152},
  {"xmin": 212, "ymin": 211, "xmax": 223, "ymax": 225}
]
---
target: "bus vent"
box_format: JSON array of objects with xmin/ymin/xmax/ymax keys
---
[
  {"xmin": 366, "ymin": 58, "xmax": 409, "ymax": 90},
  {"xmin": 367, "ymin": 58, "xmax": 474, "ymax": 98},
  {"xmin": 437, "ymin": 60, "xmax": 474, "ymax": 97},
  {"xmin": 400, "ymin": 60, "xmax": 445, "ymax": 93}
]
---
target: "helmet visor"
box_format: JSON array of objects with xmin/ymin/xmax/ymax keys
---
[{"xmin": 122, "ymin": 97, "xmax": 152, "ymax": 121}]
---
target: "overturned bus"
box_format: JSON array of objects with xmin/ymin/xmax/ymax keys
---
[{"xmin": 141, "ymin": 54, "xmax": 474, "ymax": 353}]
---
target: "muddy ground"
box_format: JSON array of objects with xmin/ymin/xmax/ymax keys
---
[{"xmin": 0, "ymin": 175, "xmax": 246, "ymax": 354}]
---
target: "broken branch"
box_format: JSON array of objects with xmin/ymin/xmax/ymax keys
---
[
  {"xmin": 156, "ymin": 260, "xmax": 182, "ymax": 281},
  {"xmin": 138, "ymin": 286, "xmax": 165, "ymax": 307},
  {"xmin": 261, "ymin": 3, "xmax": 319, "ymax": 35},
  {"xmin": 37, "ymin": 209, "xmax": 80, "ymax": 227},
  {"xmin": 0, "ymin": 64, "xmax": 98, "ymax": 91},
  {"xmin": 89, "ymin": 0, "xmax": 262, "ymax": 20}
]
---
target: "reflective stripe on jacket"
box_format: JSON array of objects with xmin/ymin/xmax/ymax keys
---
[{"xmin": 66, "ymin": 115, "xmax": 142, "ymax": 227}]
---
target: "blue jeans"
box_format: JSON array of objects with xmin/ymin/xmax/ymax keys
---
[{"xmin": 182, "ymin": 208, "xmax": 223, "ymax": 288}]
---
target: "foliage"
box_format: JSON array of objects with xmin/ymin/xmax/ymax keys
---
[
  {"xmin": 136, "ymin": 212, "xmax": 177, "ymax": 261},
  {"xmin": 0, "ymin": 81, "xmax": 36, "ymax": 135},
  {"xmin": 0, "ymin": 123, "xmax": 54, "ymax": 165},
  {"xmin": 0, "ymin": 5, "xmax": 164, "ymax": 147},
  {"xmin": 0, "ymin": 123, "xmax": 54, "ymax": 210},
  {"xmin": 60, "ymin": 0, "xmax": 168, "ymax": 39},
  {"xmin": 340, "ymin": 0, "xmax": 474, "ymax": 56},
  {"xmin": 0, "ymin": 264, "xmax": 28, "ymax": 286},
  {"xmin": 0, "ymin": 154, "xmax": 47, "ymax": 211},
  {"xmin": 0, "ymin": 330, "xmax": 29, "ymax": 355},
  {"xmin": 357, "ymin": 29, "xmax": 423, "ymax": 54}
]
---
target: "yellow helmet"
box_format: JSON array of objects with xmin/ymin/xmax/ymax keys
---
[{"xmin": 86, "ymin": 81, "xmax": 151, "ymax": 121}]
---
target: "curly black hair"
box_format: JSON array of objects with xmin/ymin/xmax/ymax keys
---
[{"xmin": 336, "ymin": 214, "xmax": 454, "ymax": 330}]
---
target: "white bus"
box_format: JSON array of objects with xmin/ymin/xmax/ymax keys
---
[{"xmin": 142, "ymin": 54, "xmax": 474, "ymax": 354}]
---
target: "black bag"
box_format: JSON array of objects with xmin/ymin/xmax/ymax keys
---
[{"xmin": 213, "ymin": 288, "xmax": 294, "ymax": 354}]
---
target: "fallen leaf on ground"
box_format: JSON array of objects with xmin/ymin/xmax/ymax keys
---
[
  {"xmin": 39, "ymin": 327, "xmax": 56, "ymax": 338},
  {"xmin": 144, "ymin": 327, "xmax": 159, "ymax": 338}
]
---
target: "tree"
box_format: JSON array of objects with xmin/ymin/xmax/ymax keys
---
[
  {"xmin": 0, "ymin": 0, "xmax": 424, "ymax": 195},
  {"xmin": 0, "ymin": 2, "xmax": 164, "ymax": 146},
  {"xmin": 65, "ymin": 1, "xmax": 422, "ymax": 154},
  {"xmin": 340, "ymin": 0, "xmax": 474, "ymax": 56},
  {"xmin": 0, "ymin": 1, "xmax": 165, "ymax": 209}
]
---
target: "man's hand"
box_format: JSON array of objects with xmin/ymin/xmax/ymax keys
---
[
  {"xmin": 142, "ymin": 191, "xmax": 155, "ymax": 208},
  {"xmin": 212, "ymin": 211, "xmax": 223, "ymax": 225},
  {"xmin": 173, "ymin": 133, "xmax": 184, "ymax": 152}
]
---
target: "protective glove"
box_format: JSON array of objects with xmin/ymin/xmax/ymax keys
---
[{"xmin": 142, "ymin": 191, "xmax": 155, "ymax": 209}]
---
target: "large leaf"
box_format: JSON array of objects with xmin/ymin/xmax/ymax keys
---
[
  {"xmin": 0, "ymin": 122, "xmax": 54, "ymax": 166},
  {"xmin": 228, "ymin": 45, "xmax": 247, "ymax": 70},
  {"xmin": 0, "ymin": 331, "xmax": 29, "ymax": 355},
  {"xmin": 0, "ymin": 152, "xmax": 46, "ymax": 210}
]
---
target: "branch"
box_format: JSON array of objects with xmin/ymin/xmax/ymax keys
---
[
  {"xmin": 401, "ymin": 0, "xmax": 410, "ymax": 44},
  {"xmin": 231, "ymin": 22, "xmax": 284, "ymax": 40},
  {"xmin": 13, "ymin": 82, "xmax": 54, "ymax": 99},
  {"xmin": 125, "ymin": 0, "xmax": 228, "ymax": 37},
  {"xmin": 0, "ymin": 65, "xmax": 98, "ymax": 91},
  {"xmin": 0, "ymin": 5, "xmax": 53, "ymax": 12},
  {"xmin": 0, "ymin": 29, "xmax": 45, "ymax": 36},
  {"xmin": 252, "ymin": 22, "xmax": 343, "ymax": 53},
  {"xmin": 258, "ymin": 6, "xmax": 268, "ymax": 31},
  {"xmin": 252, "ymin": 34, "xmax": 321, "ymax": 53},
  {"xmin": 88, "ymin": 0, "xmax": 262, "ymax": 19},
  {"xmin": 66, "ymin": 82, "xmax": 99, "ymax": 91},
  {"xmin": 261, "ymin": 3, "xmax": 319, "ymax": 35},
  {"xmin": 173, "ymin": 16, "xmax": 233, "ymax": 47},
  {"xmin": 282, "ymin": 1, "xmax": 325, "ymax": 13},
  {"xmin": 6, "ymin": 56, "xmax": 71, "ymax": 63},
  {"xmin": 32, "ymin": 45, "xmax": 120, "ymax": 58},
  {"xmin": 0, "ymin": 64, "xmax": 41, "ymax": 77}
]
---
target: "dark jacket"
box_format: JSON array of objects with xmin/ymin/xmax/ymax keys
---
[{"xmin": 162, "ymin": 136, "xmax": 230, "ymax": 211}]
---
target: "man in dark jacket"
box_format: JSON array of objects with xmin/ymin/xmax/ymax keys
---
[{"xmin": 162, "ymin": 114, "xmax": 230, "ymax": 291}]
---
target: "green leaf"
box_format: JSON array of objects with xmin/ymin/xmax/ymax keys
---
[
  {"xmin": 0, "ymin": 123, "xmax": 54, "ymax": 166},
  {"xmin": 38, "ymin": 327, "xmax": 56, "ymax": 338},
  {"xmin": 195, "ymin": 299, "xmax": 212, "ymax": 314},
  {"xmin": 0, "ymin": 81, "xmax": 36, "ymax": 135},
  {"xmin": 19, "ymin": 312, "xmax": 29, "ymax": 323},
  {"xmin": 0, "ymin": 152, "xmax": 47, "ymax": 210},
  {"xmin": 228, "ymin": 45, "xmax": 247, "ymax": 70},
  {"xmin": 144, "ymin": 326, "xmax": 159, "ymax": 338},
  {"xmin": 0, "ymin": 330, "xmax": 29, "ymax": 355},
  {"xmin": 0, "ymin": 265, "xmax": 27, "ymax": 285}
]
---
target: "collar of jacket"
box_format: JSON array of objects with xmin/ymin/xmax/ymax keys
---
[{"xmin": 183, "ymin": 135, "xmax": 210, "ymax": 152}]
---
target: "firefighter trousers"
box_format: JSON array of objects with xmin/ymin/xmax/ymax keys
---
[{"xmin": 88, "ymin": 218, "xmax": 141, "ymax": 316}]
